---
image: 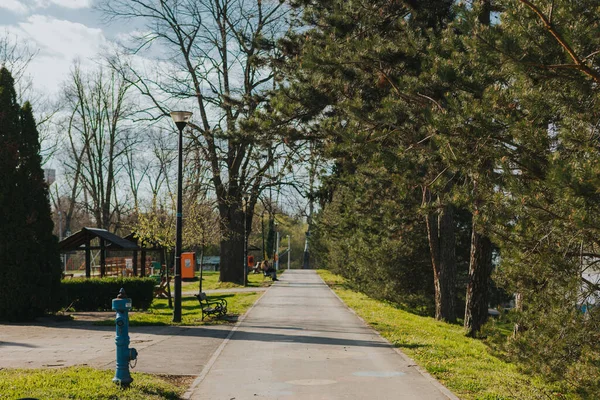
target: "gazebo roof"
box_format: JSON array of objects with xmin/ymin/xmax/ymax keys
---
[{"xmin": 59, "ymin": 227, "xmax": 139, "ymax": 252}]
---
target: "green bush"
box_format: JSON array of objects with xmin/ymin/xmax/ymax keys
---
[{"xmin": 60, "ymin": 278, "xmax": 155, "ymax": 311}]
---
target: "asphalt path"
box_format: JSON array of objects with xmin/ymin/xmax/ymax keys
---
[{"xmin": 187, "ymin": 270, "xmax": 457, "ymax": 400}]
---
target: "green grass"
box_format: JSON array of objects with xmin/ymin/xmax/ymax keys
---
[
  {"xmin": 182, "ymin": 270, "xmax": 280, "ymax": 292},
  {"xmin": 0, "ymin": 366, "xmax": 188, "ymax": 399},
  {"xmin": 317, "ymin": 269, "xmax": 578, "ymax": 400},
  {"xmin": 96, "ymin": 291, "xmax": 262, "ymax": 326}
]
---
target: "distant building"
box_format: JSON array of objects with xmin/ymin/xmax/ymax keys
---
[{"xmin": 200, "ymin": 256, "xmax": 220, "ymax": 271}]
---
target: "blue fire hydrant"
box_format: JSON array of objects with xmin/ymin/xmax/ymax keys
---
[{"xmin": 112, "ymin": 288, "xmax": 138, "ymax": 386}]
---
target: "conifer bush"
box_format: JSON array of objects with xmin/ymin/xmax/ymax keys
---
[{"xmin": 0, "ymin": 67, "xmax": 62, "ymax": 321}]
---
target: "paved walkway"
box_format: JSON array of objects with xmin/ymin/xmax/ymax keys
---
[
  {"xmin": 0, "ymin": 271, "xmax": 457, "ymax": 399},
  {"xmin": 0, "ymin": 319, "xmax": 231, "ymax": 375},
  {"xmin": 0, "ymin": 288, "xmax": 263, "ymax": 375},
  {"xmin": 188, "ymin": 270, "xmax": 456, "ymax": 400}
]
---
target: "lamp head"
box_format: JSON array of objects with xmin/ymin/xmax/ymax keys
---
[{"xmin": 170, "ymin": 111, "xmax": 192, "ymax": 131}]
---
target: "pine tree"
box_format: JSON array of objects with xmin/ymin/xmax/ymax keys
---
[
  {"xmin": 280, "ymin": 0, "xmax": 464, "ymax": 320},
  {"xmin": 483, "ymin": 0, "xmax": 600, "ymax": 392},
  {"xmin": 0, "ymin": 67, "xmax": 61, "ymax": 321}
]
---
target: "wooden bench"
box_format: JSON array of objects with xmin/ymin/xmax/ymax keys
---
[
  {"xmin": 195, "ymin": 292, "xmax": 227, "ymax": 320},
  {"xmin": 154, "ymin": 276, "xmax": 171, "ymax": 298}
]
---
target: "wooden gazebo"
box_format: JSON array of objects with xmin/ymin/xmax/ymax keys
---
[
  {"xmin": 123, "ymin": 233, "xmax": 168, "ymax": 277},
  {"xmin": 58, "ymin": 228, "xmax": 139, "ymax": 278}
]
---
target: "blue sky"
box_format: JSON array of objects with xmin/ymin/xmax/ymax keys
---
[{"xmin": 0, "ymin": 0, "xmax": 128, "ymax": 97}]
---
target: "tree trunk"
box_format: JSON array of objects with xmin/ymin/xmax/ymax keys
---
[
  {"xmin": 513, "ymin": 292, "xmax": 524, "ymax": 337},
  {"xmin": 425, "ymin": 200, "xmax": 457, "ymax": 323},
  {"xmin": 219, "ymin": 203, "xmax": 245, "ymax": 284},
  {"xmin": 438, "ymin": 204, "xmax": 457, "ymax": 322},
  {"xmin": 464, "ymin": 224, "xmax": 493, "ymax": 336}
]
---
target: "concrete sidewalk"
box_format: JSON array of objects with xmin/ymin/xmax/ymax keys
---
[
  {"xmin": 0, "ymin": 320, "xmax": 232, "ymax": 375},
  {"xmin": 188, "ymin": 270, "xmax": 457, "ymax": 400},
  {"xmin": 0, "ymin": 288, "xmax": 266, "ymax": 375}
]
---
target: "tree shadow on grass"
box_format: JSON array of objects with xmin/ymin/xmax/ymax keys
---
[{"xmin": 395, "ymin": 342, "xmax": 428, "ymax": 350}]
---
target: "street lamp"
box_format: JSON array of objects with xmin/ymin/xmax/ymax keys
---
[{"xmin": 170, "ymin": 110, "xmax": 192, "ymax": 323}]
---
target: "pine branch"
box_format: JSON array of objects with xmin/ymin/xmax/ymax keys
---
[{"xmin": 518, "ymin": 0, "xmax": 600, "ymax": 84}]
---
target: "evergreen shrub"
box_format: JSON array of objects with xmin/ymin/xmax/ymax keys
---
[
  {"xmin": 60, "ymin": 278, "xmax": 156, "ymax": 311},
  {"xmin": 0, "ymin": 68, "xmax": 62, "ymax": 322}
]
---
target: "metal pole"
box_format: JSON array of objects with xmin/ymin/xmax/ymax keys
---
[
  {"xmin": 199, "ymin": 245, "xmax": 204, "ymax": 294},
  {"xmin": 287, "ymin": 235, "xmax": 290, "ymax": 270},
  {"xmin": 243, "ymin": 196, "xmax": 248, "ymax": 287},
  {"xmin": 303, "ymin": 232, "xmax": 309, "ymax": 269},
  {"xmin": 173, "ymin": 124, "xmax": 184, "ymax": 323},
  {"xmin": 58, "ymin": 211, "xmax": 65, "ymax": 273},
  {"xmin": 275, "ymin": 231, "xmax": 280, "ymax": 271},
  {"xmin": 261, "ymin": 213, "xmax": 266, "ymax": 260}
]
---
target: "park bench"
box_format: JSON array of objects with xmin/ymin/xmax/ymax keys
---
[
  {"xmin": 195, "ymin": 292, "xmax": 227, "ymax": 320},
  {"xmin": 153, "ymin": 276, "xmax": 171, "ymax": 298}
]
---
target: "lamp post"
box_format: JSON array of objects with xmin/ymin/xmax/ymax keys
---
[
  {"xmin": 170, "ymin": 110, "xmax": 192, "ymax": 323},
  {"xmin": 58, "ymin": 210, "xmax": 65, "ymax": 274},
  {"xmin": 286, "ymin": 234, "xmax": 290, "ymax": 270},
  {"xmin": 303, "ymin": 230, "xmax": 310, "ymax": 269},
  {"xmin": 243, "ymin": 195, "xmax": 249, "ymax": 287},
  {"xmin": 275, "ymin": 230, "xmax": 280, "ymax": 271}
]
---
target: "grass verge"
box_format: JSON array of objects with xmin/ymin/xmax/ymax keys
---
[
  {"xmin": 0, "ymin": 366, "xmax": 190, "ymax": 400},
  {"xmin": 317, "ymin": 269, "xmax": 578, "ymax": 400},
  {"xmin": 95, "ymin": 291, "xmax": 262, "ymax": 326}
]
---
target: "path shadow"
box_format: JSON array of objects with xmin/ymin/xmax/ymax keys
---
[{"xmin": 0, "ymin": 321, "xmax": 389, "ymax": 349}]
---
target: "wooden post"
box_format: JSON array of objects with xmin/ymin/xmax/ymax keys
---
[
  {"xmin": 141, "ymin": 248, "xmax": 147, "ymax": 277},
  {"xmin": 132, "ymin": 250, "xmax": 138, "ymax": 276},
  {"xmin": 85, "ymin": 237, "xmax": 91, "ymax": 278},
  {"xmin": 164, "ymin": 248, "xmax": 172, "ymax": 309},
  {"xmin": 100, "ymin": 238, "xmax": 106, "ymax": 278},
  {"xmin": 159, "ymin": 249, "xmax": 165, "ymax": 275}
]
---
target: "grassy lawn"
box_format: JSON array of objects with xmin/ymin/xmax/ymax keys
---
[
  {"xmin": 96, "ymin": 291, "xmax": 262, "ymax": 326},
  {"xmin": 0, "ymin": 366, "xmax": 190, "ymax": 399},
  {"xmin": 181, "ymin": 270, "xmax": 279, "ymax": 292},
  {"xmin": 317, "ymin": 269, "xmax": 577, "ymax": 400}
]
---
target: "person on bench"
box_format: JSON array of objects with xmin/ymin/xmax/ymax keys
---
[
  {"xmin": 251, "ymin": 260, "xmax": 262, "ymax": 274},
  {"xmin": 262, "ymin": 259, "xmax": 278, "ymax": 281}
]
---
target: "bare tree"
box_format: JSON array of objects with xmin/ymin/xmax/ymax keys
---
[
  {"xmin": 101, "ymin": 0, "xmax": 294, "ymax": 283},
  {"xmin": 62, "ymin": 63, "xmax": 135, "ymax": 231},
  {"xmin": 0, "ymin": 31, "xmax": 59, "ymax": 163},
  {"xmin": 0, "ymin": 31, "xmax": 35, "ymax": 93}
]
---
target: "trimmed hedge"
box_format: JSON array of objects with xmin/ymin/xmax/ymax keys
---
[{"xmin": 61, "ymin": 278, "xmax": 156, "ymax": 311}]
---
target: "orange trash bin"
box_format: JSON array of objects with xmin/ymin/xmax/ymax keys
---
[{"xmin": 181, "ymin": 252, "xmax": 196, "ymax": 279}]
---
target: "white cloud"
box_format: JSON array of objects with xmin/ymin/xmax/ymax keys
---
[
  {"xmin": 19, "ymin": 15, "xmax": 106, "ymax": 60},
  {"xmin": 0, "ymin": 0, "xmax": 92, "ymax": 14},
  {"xmin": 34, "ymin": 0, "xmax": 93, "ymax": 9},
  {"xmin": 9, "ymin": 15, "xmax": 109, "ymax": 95},
  {"xmin": 0, "ymin": 0, "xmax": 29, "ymax": 14}
]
